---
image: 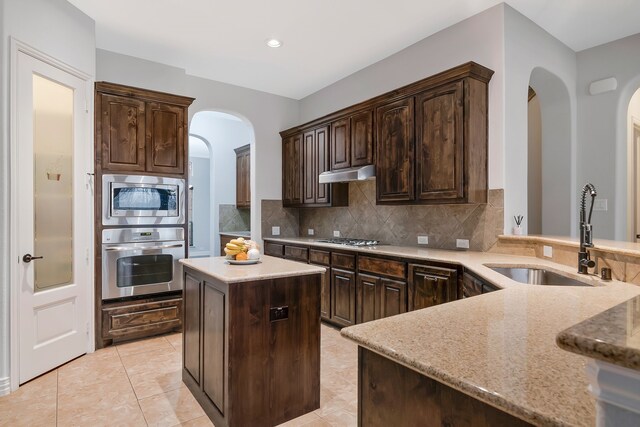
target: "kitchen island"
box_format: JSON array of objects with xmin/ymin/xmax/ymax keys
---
[{"xmin": 179, "ymin": 256, "xmax": 325, "ymax": 427}]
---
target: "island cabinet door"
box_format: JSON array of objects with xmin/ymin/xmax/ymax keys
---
[
  {"xmin": 408, "ymin": 264, "xmax": 458, "ymax": 311},
  {"xmin": 183, "ymin": 273, "xmax": 201, "ymax": 385},
  {"xmin": 202, "ymin": 281, "xmax": 226, "ymax": 415},
  {"xmin": 331, "ymin": 268, "xmax": 356, "ymax": 327}
]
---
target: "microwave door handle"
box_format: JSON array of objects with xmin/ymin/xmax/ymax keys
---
[{"xmin": 105, "ymin": 243, "xmax": 184, "ymax": 252}]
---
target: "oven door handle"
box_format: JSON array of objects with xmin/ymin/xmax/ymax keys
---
[{"xmin": 105, "ymin": 243, "xmax": 184, "ymax": 252}]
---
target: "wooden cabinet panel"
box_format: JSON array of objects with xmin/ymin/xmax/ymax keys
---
[
  {"xmin": 376, "ymin": 97, "xmax": 415, "ymax": 203},
  {"xmin": 416, "ymin": 82, "xmax": 464, "ymax": 201},
  {"xmin": 183, "ymin": 274, "xmax": 201, "ymax": 384},
  {"xmin": 264, "ymin": 242, "xmax": 284, "ymax": 258},
  {"xmin": 202, "ymin": 282, "xmax": 225, "ymax": 413},
  {"xmin": 283, "ymin": 134, "xmax": 303, "ymax": 206},
  {"xmin": 379, "ymin": 278, "xmax": 407, "ymax": 319},
  {"xmin": 331, "ymin": 252, "xmax": 356, "ymax": 270},
  {"xmin": 408, "ymin": 264, "xmax": 458, "ymax": 311},
  {"xmin": 234, "ymin": 144, "xmax": 250, "ymax": 208},
  {"xmin": 303, "ymin": 130, "xmax": 316, "ymax": 205},
  {"xmin": 331, "ymin": 268, "xmax": 356, "ymax": 327},
  {"xmin": 351, "ymin": 109, "xmax": 373, "ymax": 167},
  {"xmin": 315, "ymin": 126, "xmax": 330, "ymax": 204},
  {"xmin": 357, "ymin": 274, "xmax": 379, "ymax": 324},
  {"xmin": 318, "ymin": 268, "xmax": 331, "ymax": 320},
  {"xmin": 100, "ymin": 94, "xmax": 146, "ymax": 172},
  {"xmin": 331, "ymin": 118, "xmax": 350, "ymax": 170},
  {"xmin": 309, "ymin": 249, "xmax": 330, "ymax": 266},
  {"xmin": 358, "ymin": 255, "xmax": 406, "ymax": 280},
  {"xmin": 284, "ymin": 245, "xmax": 309, "ymax": 262},
  {"xmin": 146, "ymin": 102, "xmax": 185, "ymax": 174},
  {"xmin": 462, "ymin": 272, "xmax": 483, "ymax": 299},
  {"xmin": 101, "ymin": 297, "xmax": 182, "ymax": 342}
]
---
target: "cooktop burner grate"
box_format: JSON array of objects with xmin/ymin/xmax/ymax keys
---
[{"xmin": 315, "ymin": 237, "xmax": 381, "ymax": 246}]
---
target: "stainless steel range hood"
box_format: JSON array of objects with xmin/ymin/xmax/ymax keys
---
[{"xmin": 318, "ymin": 165, "xmax": 375, "ymax": 184}]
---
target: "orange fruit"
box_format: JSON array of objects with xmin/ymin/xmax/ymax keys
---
[{"xmin": 235, "ymin": 252, "xmax": 248, "ymax": 261}]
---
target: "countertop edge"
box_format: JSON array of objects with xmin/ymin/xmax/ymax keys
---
[{"xmin": 340, "ymin": 326, "xmax": 566, "ymax": 427}]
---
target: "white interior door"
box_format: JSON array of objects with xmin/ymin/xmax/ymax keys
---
[{"xmin": 16, "ymin": 50, "xmax": 91, "ymax": 384}]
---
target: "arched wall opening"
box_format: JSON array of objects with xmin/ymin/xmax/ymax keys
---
[
  {"xmin": 625, "ymin": 87, "xmax": 640, "ymax": 241},
  {"xmin": 528, "ymin": 67, "xmax": 573, "ymax": 236},
  {"xmin": 188, "ymin": 110, "xmax": 255, "ymax": 256}
]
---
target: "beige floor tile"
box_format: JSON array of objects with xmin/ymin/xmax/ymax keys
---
[
  {"xmin": 175, "ymin": 415, "xmax": 215, "ymax": 426},
  {"xmin": 314, "ymin": 386, "xmax": 353, "ymax": 418},
  {"xmin": 121, "ymin": 347, "xmax": 181, "ymax": 377},
  {"xmin": 117, "ymin": 335, "xmax": 175, "ymax": 358},
  {"xmin": 57, "ymin": 371, "xmax": 146, "ymax": 426},
  {"xmin": 320, "ymin": 406, "xmax": 357, "ymax": 427},
  {"xmin": 277, "ymin": 411, "xmax": 323, "ymax": 427},
  {"xmin": 58, "ymin": 347, "xmax": 125, "ymax": 388},
  {"xmin": 165, "ymin": 333, "xmax": 183, "ymax": 352},
  {"xmin": 129, "ymin": 367, "xmax": 183, "ymax": 400},
  {"xmin": 139, "ymin": 385, "xmax": 205, "ymax": 427},
  {"xmin": 0, "ymin": 370, "xmax": 57, "ymax": 427}
]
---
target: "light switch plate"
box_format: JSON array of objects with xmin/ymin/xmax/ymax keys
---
[
  {"xmin": 272, "ymin": 226, "xmax": 280, "ymax": 236},
  {"xmin": 543, "ymin": 245, "xmax": 553, "ymax": 258},
  {"xmin": 333, "ymin": 230, "xmax": 340, "ymax": 237},
  {"xmin": 593, "ymin": 199, "xmax": 608, "ymax": 211},
  {"xmin": 307, "ymin": 228, "xmax": 314, "ymax": 236},
  {"xmin": 417, "ymin": 235, "xmax": 429, "ymax": 245},
  {"xmin": 456, "ymin": 239, "xmax": 470, "ymax": 249}
]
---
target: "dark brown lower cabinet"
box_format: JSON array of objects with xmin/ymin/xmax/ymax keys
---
[
  {"xmin": 100, "ymin": 293, "xmax": 182, "ymax": 346},
  {"xmin": 359, "ymin": 348, "xmax": 533, "ymax": 426},
  {"xmin": 182, "ymin": 266, "xmax": 321, "ymax": 427},
  {"xmin": 357, "ymin": 273, "xmax": 407, "ymax": 323},
  {"xmin": 462, "ymin": 270, "xmax": 500, "ymax": 299},
  {"xmin": 408, "ymin": 264, "xmax": 458, "ymax": 311},
  {"xmin": 330, "ymin": 268, "xmax": 356, "ymax": 327}
]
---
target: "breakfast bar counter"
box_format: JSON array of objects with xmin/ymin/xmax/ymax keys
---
[{"xmin": 179, "ymin": 256, "xmax": 325, "ymax": 427}]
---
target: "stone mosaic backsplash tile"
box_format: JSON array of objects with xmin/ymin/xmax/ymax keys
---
[
  {"xmin": 219, "ymin": 204, "xmax": 250, "ymax": 232},
  {"xmin": 261, "ymin": 200, "xmax": 300, "ymax": 238},
  {"xmin": 298, "ymin": 181, "xmax": 503, "ymax": 251}
]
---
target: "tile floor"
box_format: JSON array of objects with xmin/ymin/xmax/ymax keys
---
[{"xmin": 0, "ymin": 325, "xmax": 358, "ymax": 427}]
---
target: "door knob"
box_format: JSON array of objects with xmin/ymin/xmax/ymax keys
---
[{"xmin": 23, "ymin": 254, "xmax": 44, "ymax": 263}]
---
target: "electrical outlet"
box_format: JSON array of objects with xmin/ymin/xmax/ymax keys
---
[
  {"xmin": 272, "ymin": 226, "xmax": 280, "ymax": 236},
  {"xmin": 307, "ymin": 228, "xmax": 314, "ymax": 236},
  {"xmin": 333, "ymin": 230, "xmax": 341, "ymax": 237},
  {"xmin": 593, "ymin": 199, "xmax": 608, "ymax": 211},
  {"xmin": 543, "ymin": 245, "xmax": 553, "ymax": 258},
  {"xmin": 456, "ymin": 239, "xmax": 470, "ymax": 249},
  {"xmin": 417, "ymin": 235, "xmax": 429, "ymax": 245}
]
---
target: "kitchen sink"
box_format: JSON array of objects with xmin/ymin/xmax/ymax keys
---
[{"xmin": 489, "ymin": 267, "xmax": 592, "ymax": 287}]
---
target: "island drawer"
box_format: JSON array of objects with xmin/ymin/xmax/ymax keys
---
[
  {"xmin": 264, "ymin": 241, "xmax": 284, "ymax": 258},
  {"xmin": 462, "ymin": 272, "xmax": 483, "ymax": 298},
  {"xmin": 331, "ymin": 252, "xmax": 356, "ymax": 270},
  {"xmin": 358, "ymin": 256, "xmax": 406, "ymax": 280},
  {"xmin": 284, "ymin": 245, "xmax": 309, "ymax": 262},
  {"xmin": 309, "ymin": 249, "xmax": 331, "ymax": 266}
]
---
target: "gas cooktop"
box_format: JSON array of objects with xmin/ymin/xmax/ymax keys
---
[{"xmin": 315, "ymin": 237, "xmax": 382, "ymax": 247}]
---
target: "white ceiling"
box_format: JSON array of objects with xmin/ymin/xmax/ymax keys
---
[{"xmin": 68, "ymin": 0, "xmax": 640, "ymax": 99}]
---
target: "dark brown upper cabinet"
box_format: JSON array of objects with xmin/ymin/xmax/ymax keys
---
[
  {"xmin": 280, "ymin": 62, "xmax": 492, "ymax": 207},
  {"xmin": 284, "ymin": 125, "xmax": 347, "ymax": 208},
  {"xmin": 282, "ymin": 133, "xmax": 303, "ymax": 206},
  {"xmin": 330, "ymin": 109, "xmax": 374, "ymax": 171},
  {"xmin": 376, "ymin": 97, "xmax": 415, "ymax": 203},
  {"xmin": 234, "ymin": 144, "xmax": 250, "ymax": 209},
  {"xmin": 96, "ymin": 82, "xmax": 194, "ymax": 177}
]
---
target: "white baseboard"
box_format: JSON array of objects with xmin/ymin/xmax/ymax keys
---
[{"xmin": 0, "ymin": 377, "xmax": 11, "ymax": 396}]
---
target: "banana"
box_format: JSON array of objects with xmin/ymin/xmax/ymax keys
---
[
  {"xmin": 230, "ymin": 238, "xmax": 245, "ymax": 245},
  {"xmin": 225, "ymin": 243, "xmax": 242, "ymax": 250},
  {"xmin": 224, "ymin": 247, "xmax": 242, "ymax": 256}
]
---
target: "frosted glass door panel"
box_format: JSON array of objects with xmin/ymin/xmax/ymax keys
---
[{"xmin": 33, "ymin": 74, "xmax": 74, "ymax": 291}]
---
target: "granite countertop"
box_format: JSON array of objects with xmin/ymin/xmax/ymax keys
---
[
  {"xmin": 557, "ymin": 295, "xmax": 640, "ymax": 371},
  {"xmin": 262, "ymin": 237, "xmax": 640, "ymax": 425},
  {"xmin": 499, "ymin": 234, "xmax": 640, "ymax": 258},
  {"xmin": 180, "ymin": 255, "xmax": 325, "ymax": 283},
  {"xmin": 219, "ymin": 231, "xmax": 251, "ymax": 238}
]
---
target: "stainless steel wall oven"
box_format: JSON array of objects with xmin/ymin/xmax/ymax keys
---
[{"xmin": 102, "ymin": 228, "xmax": 184, "ymax": 300}]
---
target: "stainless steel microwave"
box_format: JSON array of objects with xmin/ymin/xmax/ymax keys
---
[{"xmin": 102, "ymin": 174, "xmax": 185, "ymax": 226}]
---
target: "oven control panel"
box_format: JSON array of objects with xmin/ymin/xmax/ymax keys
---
[{"xmin": 102, "ymin": 227, "xmax": 184, "ymax": 244}]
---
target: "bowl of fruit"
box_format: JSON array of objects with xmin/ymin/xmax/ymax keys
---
[{"xmin": 224, "ymin": 237, "xmax": 261, "ymax": 265}]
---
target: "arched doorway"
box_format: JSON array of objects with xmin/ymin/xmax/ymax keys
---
[
  {"xmin": 627, "ymin": 88, "xmax": 640, "ymax": 241},
  {"xmin": 528, "ymin": 67, "xmax": 573, "ymax": 236},
  {"xmin": 188, "ymin": 111, "xmax": 255, "ymax": 256}
]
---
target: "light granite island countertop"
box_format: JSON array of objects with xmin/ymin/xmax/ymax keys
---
[{"xmin": 340, "ymin": 271, "xmax": 640, "ymax": 426}]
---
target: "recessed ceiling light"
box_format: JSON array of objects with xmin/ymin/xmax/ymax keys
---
[{"xmin": 266, "ymin": 38, "xmax": 282, "ymax": 48}]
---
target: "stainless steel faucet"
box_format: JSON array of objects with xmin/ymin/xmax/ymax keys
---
[{"xmin": 578, "ymin": 183, "xmax": 597, "ymax": 274}]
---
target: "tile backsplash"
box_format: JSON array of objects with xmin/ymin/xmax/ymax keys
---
[
  {"xmin": 262, "ymin": 180, "xmax": 504, "ymax": 251},
  {"xmin": 219, "ymin": 204, "xmax": 250, "ymax": 232}
]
